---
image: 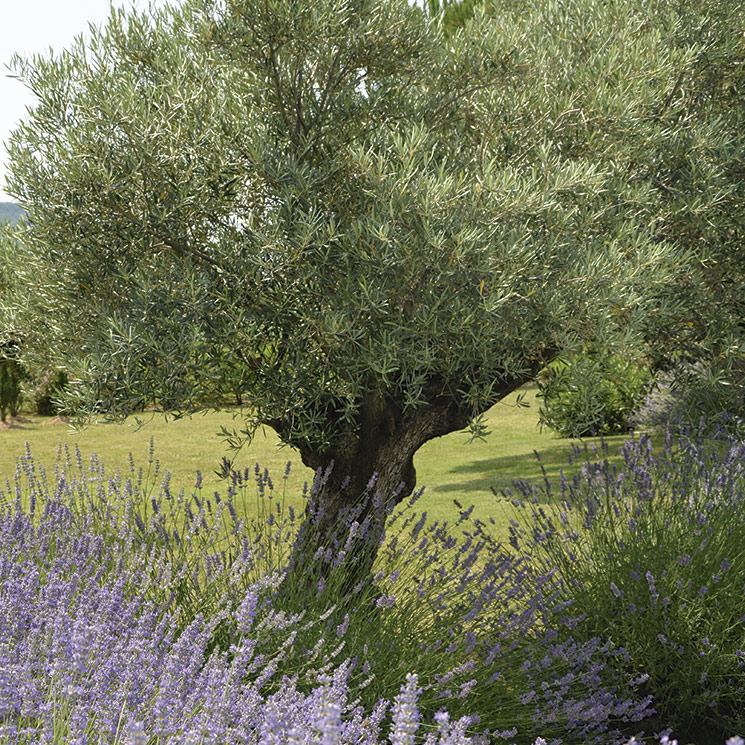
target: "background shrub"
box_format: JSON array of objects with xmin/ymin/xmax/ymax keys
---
[
  {"xmin": 537, "ymin": 350, "xmax": 651, "ymax": 438},
  {"xmin": 0, "ymin": 342, "xmax": 23, "ymax": 421}
]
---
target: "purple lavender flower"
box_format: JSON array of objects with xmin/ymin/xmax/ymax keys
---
[
  {"xmin": 390, "ymin": 673, "xmax": 421, "ymax": 745},
  {"xmin": 315, "ymin": 676, "xmax": 343, "ymax": 745}
]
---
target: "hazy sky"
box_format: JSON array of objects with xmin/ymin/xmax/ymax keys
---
[{"xmin": 0, "ymin": 0, "xmax": 167, "ymax": 201}]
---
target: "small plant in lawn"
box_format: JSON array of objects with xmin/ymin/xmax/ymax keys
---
[{"xmin": 26, "ymin": 368, "xmax": 69, "ymax": 416}]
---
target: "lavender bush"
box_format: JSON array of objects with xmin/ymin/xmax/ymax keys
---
[
  {"xmin": 502, "ymin": 433, "xmax": 745, "ymax": 742},
  {"xmin": 0, "ymin": 444, "xmax": 482, "ymax": 744},
  {"xmin": 0, "ymin": 436, "xmax": 741, "ymax": 743}
]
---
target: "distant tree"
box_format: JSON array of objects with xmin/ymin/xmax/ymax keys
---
[
  {"xmin": 0, "ymin": 230, "xmax": 23, "ymax": 421},
  {"xmin": 0, "ymin": 347, "xmax": 23, "ymax": 422},
  {"xmin": 5, "ymin": 0, "xmax": 725, "ymax": 579}
]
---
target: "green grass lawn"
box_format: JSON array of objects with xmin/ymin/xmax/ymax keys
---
[{"xmin": 0, "ymin": 384, "xmax": 636, "ymax": 527}]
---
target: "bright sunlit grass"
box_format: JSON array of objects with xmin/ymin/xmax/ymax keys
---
[{"xmin": 0, "ymin": 385, "xmax": 639, "ymax": 532}]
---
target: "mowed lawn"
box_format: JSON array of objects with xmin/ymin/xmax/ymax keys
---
[{"xmin": 0, "ymin": 384, "xmax": 635, "ymax": 528}]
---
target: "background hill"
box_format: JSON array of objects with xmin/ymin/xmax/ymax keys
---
[{"xmin": 0, "ymin": 202, "xmax": 24, "ymax": 223}]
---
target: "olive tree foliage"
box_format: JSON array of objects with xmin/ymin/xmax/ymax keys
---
[
  {"xmin": 425, "ymin": 0, "xmax": 483, "ymax": 34},
  {"xmin": 3, "ymin": 0, "xmax": 707, "ymax": 562},
  {"xmin": 631, "ymin": 0, "xmax": 745, "ymax": 431},
  {"xmin": 506, "ymin": 0, "xmax": 745, "ymax": 436}
]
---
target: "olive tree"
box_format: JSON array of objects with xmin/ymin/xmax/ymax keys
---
[{"xmin": 4, "ymin": 0, "xmax": 705, "ymax": 573}]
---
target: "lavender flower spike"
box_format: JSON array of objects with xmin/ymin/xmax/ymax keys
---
[
  {"xmin": 126, "ymin": 721, "xmax": 147, "ymax": 745},
  {"xmin": 316, "ymin": 675, "xmax": 343, "ymax": 745},
  {"xmin": 436, "ymin": 711, "xmax": 474, "ymax": 745},
  {"xmin": 390, "ymin": 673, "xmax": 421, "ymax": 745}
]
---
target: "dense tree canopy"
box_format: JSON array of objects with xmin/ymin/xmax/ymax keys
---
[{"xmin": 3, "ymin": 0, "xmax": 739, "ymax": 569}]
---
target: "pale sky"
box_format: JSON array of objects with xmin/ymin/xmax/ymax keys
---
[{"xmin": 0, "ymin": 0, "xmax": 167, "ymax": 201}]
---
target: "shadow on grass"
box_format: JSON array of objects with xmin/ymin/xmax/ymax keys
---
[{"xmin": 431, "ymin": 434, "xmax": 634, "ymax": 502}]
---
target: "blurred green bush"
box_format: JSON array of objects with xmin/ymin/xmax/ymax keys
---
[{"xmin": 537, "ymin": 350, "xmax": 651, "ymax": 438}]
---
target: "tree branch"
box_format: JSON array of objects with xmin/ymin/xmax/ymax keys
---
[{"xmin": 151, "ymin": 237, "xmax": 222, "ymax": 269}]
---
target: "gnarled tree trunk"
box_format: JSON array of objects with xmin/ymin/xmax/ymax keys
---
[{"xmin": 282, "ymin": 375, "xmax": 533, "ymax": 593}]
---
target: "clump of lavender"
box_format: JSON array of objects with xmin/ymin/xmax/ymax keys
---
[
  {"xmin": 6, "ymin": 438, "xmax": 704, "ymax": 744},
  {"xmin": 0, "ymin": 444, "xmax": 488, "ymax": 744},
  {"xmin": 247, "ymin": 458, "xmax": 660, "ymax": 744},
  {"xmin": 503, "ymin": 433, "xmax": 745, "ymax": 740}
]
